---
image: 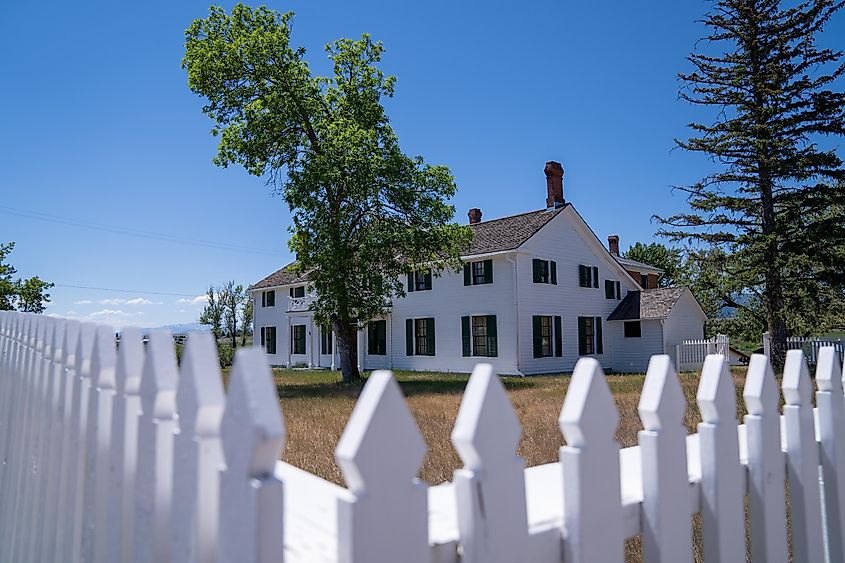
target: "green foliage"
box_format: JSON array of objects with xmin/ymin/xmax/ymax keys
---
[
  {"xmin": 622, "ymin": 242, "xmax": 683, "ymax": 287},
  {"xmin": 0, "ymin": 242, "xmax": 54, "ymax": 313},
  {"xmin": 657, "ymin": 0, "xmax": 845, "ymax": 369},
  {"xmin": 220, "ymin": 280, "xmax": 246, "ymax": 349},
  {"xmin": 217, "ymin": 341, "xmax": 235, "ymax": 368},
  {"xmin": 240, "ymin": 295, "xmax": 253, "ymax": 346},
  {"xmin": 198, "ymin": 284, "xmax": 224, "ymax": 339},
  {"xmin": 199, "ymin": 281, "xmax": 251, "ymax": 349},
  {"xmin": 184, "ymin": 5, "xmax": 471, "ymax": 381}
]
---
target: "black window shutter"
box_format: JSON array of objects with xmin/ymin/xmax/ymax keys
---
[
  {"xmin": 592, "ymin": 266, "xmax": 599, "ymax": 288},
  {"xmin": 424, "ymin": 271, "xmax": 432, "ymax": 290},
  {"xmin": 578, "ymin": 317, "xmax": 587, "ymax": 356},
  {"xmin": 595, "ymin": 317, "xmax": 603, "ymax": 354},
  {"xmin": 464, "ymin": 264, "xmax": 471, "ymax": 286},
  {"xmin": 578, "ymin": 265, "xmax": 587, "ymax": 287},
  {"xmin": 289, "ymin": 287, "xmax": 294, "ymax": 298},
  {"xmin": 532, "ymin": 259, "xmax": 542, "ymax": 283},
  {"xmin": 554, "ymin": 316, "xmax": 562, "ymax": 357},
  {"xmin": 532, "ymin": 316, "xmax": 543, "ymax": 358},
  {"xmin": 426, "ymin": 317, "xmax": 435, "ymax": 355},
  {"xmin": 405, "ymin": 319, "xmax": 414, "ymax": 355},
  {"xmin": 407, "ymin": 273, "xmax": 414, "ymax": 292},
  {"xmin": 616, "ymin": 281, "xmax": 621, "ymax": 299},
  {"xmin": 461, "ymin": 316, "xmax": 471, "ymax": 356},
  {"xmin": 487, "ymin": 315, "xmax": 498, "ymax": 357},
  {"xmin": 260, "ymin": 327, "xmax": 266, "ymax": 347},
  {"xmin": 367, "ymin": 323, "xmax": 375, "ymax": 355},
  {"xmin": 483, "ymin": 259, "xmax": 493, "ymax": 284},
  {"xmin": 550, "ymin": 261, "xmax": 557, "ymax": 285}
]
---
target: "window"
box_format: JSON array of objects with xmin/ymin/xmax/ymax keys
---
[
  {"xmin": 532, "ymin": 315, "xmax": 563, "ymax": 358},
  {"xmin": 320, "ymin": 326, "xmax": 332, "ymax": 355},
  {"xmin": 405, "ymin": 317, "xmax": 435, "ymax": 356},
  {"xmin": 407, "ymin": 270, "xmax": 432, "ymax": 292},
  {"xmin": 605, "ymin": 280, "xmax": 621, "ymax": 300},
  {"xmin": 291, "ymin": 325, "xmax": 306, "ymax": 355},
  {"xmin": 368, "ymin": 320, "xmax": 387, "ymax": 355},
  {"xmin": 578, "ymin": 316, "xmax": 604, "ymax": 355},
  {"xmin": 289, "ymin": 286, "xmax": 305, "ymax": 298},
  {"xmin": 579, "ymin": 265, "xmax": 599, "ymax": 288},
  {"xmin": 532, "ymin": 259, "xmax": 557, "ymax": 284},
  {"xmin": 640, "ymin": 274, "xmax": 648, "ymax": 289},
  {"xmin": 260, "ymin": 326, "xmax": 277, "ymax": 354},
  {"xmin": 461, "ymin": 315, "xmax": 498, "ymax": 357},
  {"xmin": 624, "ymin": 321, "xmax": 642, "ymax": 338},
  {"xmin": 261, "ymin": 290, "xmax": 275, "ymax": 307},
  {"xmin": 464, "ymin": 259, "xmax": 493, "ymax": 286}
]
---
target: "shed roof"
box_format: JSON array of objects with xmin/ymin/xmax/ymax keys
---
[{"xmin": 607, "ymin": 286, "xmax": 688, "ymax": 321}]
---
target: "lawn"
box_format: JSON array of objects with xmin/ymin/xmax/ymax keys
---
[{"xmin": 227, "ymin": 366, "xmax": 749, "ymax": 488}]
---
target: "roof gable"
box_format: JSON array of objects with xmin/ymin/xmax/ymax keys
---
[
  {"xmin": 249, "ymin": 263, "xmax": 309, "ymax": 290},
  {"xmin": 607, "ymin": 286, "xmax": 688, "ymax": 321},
  {"xmin": 464, "ymin": 206, "xmax": 566, "ymax": 255}
]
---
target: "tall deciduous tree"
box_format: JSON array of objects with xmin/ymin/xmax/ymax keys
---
[
  {"xmin": 221, "ymin": 280, "xmax": 245, "ymax": 349},
  {"xmin": 658, "ymin": 0, "xmax": 845, "ymax": 370},
  {"xmin": 240, "ymin": 295, "xmax": 253, "ymax": 346},
  {"xmin": 198, "ymin": 284, "xmax": 224, "ymax": 339},
  {"xmin": 0, "ymin": 242, "xmax": 54, "ymax": 313},
  {"xmin": 184, "ymin": 5, "xmax": 470, "ymax": 381}
]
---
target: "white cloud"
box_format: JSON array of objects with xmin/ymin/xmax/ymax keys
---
[
  {"xmin": 73, "ymin": 300, "xmax": 92, "ymax": 305},
  {"xmin": 177, "ymin": 295, "xmax": 209, "ymax": 305},
  {"xmin": 99, "ymin": 297, "xmax": 162, "ymax": 306}
]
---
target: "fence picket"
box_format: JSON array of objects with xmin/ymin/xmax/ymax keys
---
[
  {"xmin": 336, "ymin": 370, "xmax": 428, "ymax": 563},
  {"xmin": 743, "ymin": 354, "xmax": 787, "ymax": 563},
  {"xmin": 172, "ymin": 332, "xmax": 225, "ymax": 563},
  {"xmin": 451, "ymin": 363, "xmax": 529, "ymax": 563},
  {"xmin": 696, "ymin": 353, "xmax": 744, "ymax": 562},
  {"xmin": 816, "ymin": 346, "xmax": 845, "ymax": 562},
  {"xmin": 559, "ymin": 357, "xmax": 624, "ymax": 563},
  {"xmin": 638, "ymin": 354, "xmax": 692, "ymax": 563},
  {"xmin": 218, "ymin": 348, "xmax": 285, "ymax": 563}
]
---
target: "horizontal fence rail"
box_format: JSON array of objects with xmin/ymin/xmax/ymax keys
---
[{"xmin": 1, "ymin": 311, "xmax": 844, "ymax": 562}]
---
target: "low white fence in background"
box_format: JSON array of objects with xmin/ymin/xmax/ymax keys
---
[
  {"xmin": 675, "ymin": 334, "xmax": 729, "ymax": 372},
  {"xmin": 763, "ymin": 331, "xmax": 845, "ymax": 367},
  {"xmin": 2, "ymin": 311, "xmax": 845, "ymax": 562}
]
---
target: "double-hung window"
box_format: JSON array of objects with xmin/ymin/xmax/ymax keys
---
[
  {"xmin": 289, "ymin": 286, "xmax": 305, "ymax": 298},
  {"xmin": 463, "ymin": 260, "xmax": 493, "ymax": 285},
  {"xmin": 367, "ymin": 320, "xmax": 387, "ymax": 355},
  {"xmin": 291, "ymin": 325, "xmax": 306, "ymax": 355},
  {"xmin": 405, "ymin": 317, "xmax": 435, "ymax": 356},
  {"xmin": 532, "ymin": 259, "xmax": 557, "ymax": 284},
  {"xmin": 532, "ymin": 315, "xmax": 563, "ymax": 358},
  {"xmin": 261, "ymin": 290, "xmax": 275, "ymax": 307},
  {"xmin": 461, "ymin": 315, "xmax": 498, "ymax": 357},
  {"xmin": 578, "ymin": 316, "xmax": 604, "ymax": 355},
  {"xmin": 579, "ymin": 265, "xmax": 599, "ymax": 288},
  {"xmin": 407, "ymin": 270, "xmax": 432, "ymax": 292},
  {"xmin": 604, "ymin": 280, "xmax": 621, "ymax": 299},
  {"xmin": 260, "ymin": 326, "xmax": 277, "ymax": 354}
]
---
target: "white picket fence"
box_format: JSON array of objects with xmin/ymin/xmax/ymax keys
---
[
  {"xmin": 763, "ymin": 331, "xmax": 845, "ymax": 367},
  {"xmin": 2, "ymin": 311, "xmax": 845, "ymax": 562},
  {"xmin": 675, "ymin": 334, "xmax": 729, "ymax": 372}
]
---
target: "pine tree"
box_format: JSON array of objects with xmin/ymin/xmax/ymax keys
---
[{"xmin": 659, "ymin": 0, "xmax": 845, "ymax": 370}]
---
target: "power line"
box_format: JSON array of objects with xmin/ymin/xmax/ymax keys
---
[
  {"xmin": 0, "ymin": 204, "xmax": 284, "ymax": 256},
  {"xmin": 54, "ymin": 284, "xmax": 198, "ymax": 298}
]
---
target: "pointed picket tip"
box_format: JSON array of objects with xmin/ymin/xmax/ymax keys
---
[
  {"xmin": 451, "ymin": 363, "xmax": 521, "ymax": 470},
  {"xmin": 638, "ymin": 354, "xmax": 685, "ymax": 431},
  {"xmin": 177, "ymin": 332, "xmax": 225, "ymax": 438},
  {"xmin": 816, "ymin": 347, "xmax": 844, "ymax": 392},
  {"xmin": 42, "ymin": 318, "xmax": 55, "ymax": 357},
  {"xmin": 90, "ymin": 325, "xmax": 118, "ymax": 390},
  {"xmin": 559, "ymin": 357, "xmax": 618, "ymax": 447},
  {"xmin": 62, "ymin": 320, "xmax": 81, "ymax": 369},
  {"xmin": 336, "ymin": 370, "xmax": 426, "ymax": 493},
  {"xmin": 744, "ymin": 354, "xmax": 779, "ymax": 416},
  {"xmin": 139, "ymin": 330, "xmax": 179, "ymax": 418},
  {"xmin": 75, "ymin": 322, "xmax": 98, "ymax": 378},
  {"xmin": 116, "ymin": 327, "xmax": 144, "ymax": 395},
  {"xmin": 220, "ymin": 348, "xmax": 285, "ymax": 477},
  {"xmin": 782, "ymin": 349, "xmax": 812, "ymax": 406},
  {"xmin": 696, "ymin": 354, "xmax": 736, "ymax": 424},
  {"xmin": 35, "ymin": 316, "xmax": 47, "ymax": 353}
]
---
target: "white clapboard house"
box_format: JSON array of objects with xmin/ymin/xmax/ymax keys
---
[{"xmin": 250, "ymin": 161, "xmax": 706, "ymax": 374}]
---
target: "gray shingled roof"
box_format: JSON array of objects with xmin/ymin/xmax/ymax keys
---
[
  {"xmin": 250, "ymin": 206, "xmax": 567, "ymax": 289},
  {"xmin": 614, "ymin": 255, "xmax": 664, "ymax": 273},
  {"xmin": 607, "ymin": 286, "xmax": 688, "ymax": 321}
]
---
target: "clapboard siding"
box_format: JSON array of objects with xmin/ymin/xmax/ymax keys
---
[
  {"xmin": 662, "ymin": 290, "xmax": 707, "ymax": 364},
  {"xmin": 608, "ymin": 319, "xmax": 663, "ymax": 373}
]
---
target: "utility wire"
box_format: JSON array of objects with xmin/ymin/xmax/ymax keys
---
[
  {"xmin": 0, "ymin": 204, "xmax": 284, "ymax": 256},
  {"xmin": 54, "ymin": 284, "xmax": 199, "ymax": 298}
]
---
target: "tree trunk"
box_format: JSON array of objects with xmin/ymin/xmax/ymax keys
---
[
  {"xmin": 759, "ymin": 164, "xmax": 787, "ymax": 372},
  {"xmin": 333, "ymin": 318, "xmax": 360, "ymax": 383}
]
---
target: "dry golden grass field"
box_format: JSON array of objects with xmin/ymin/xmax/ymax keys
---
[{"xmin": 226, "ymin": 365, "xmax": 752, "ymax": 562}]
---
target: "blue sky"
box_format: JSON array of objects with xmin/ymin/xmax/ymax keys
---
[{"xmin": 2, "ymin": 1, "xmax": 842, "ymax": 328}]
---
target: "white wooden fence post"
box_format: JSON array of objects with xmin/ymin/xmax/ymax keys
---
[
  {"xmin": 134, "ymin": 331, "xmax": 179, "ymax": 563},
  {"xmin": 172, "ymin": 332, "xmax": 225, "ymax": 563},
  {"xmin": 218, "ymin": 348, "xmax": 285, "ymax": 563},
  {"xmin": 638, "ymin": 354, "xmax": 692, "ymax": 563},
  {"xmin": 84, "ymin": 325, "xmax": 118, "ymax": 563},
  {"xmin": 103, "ymin": 326, "xmax": 144, "ymax": 563},
  {"xmin": 816, "ymin": 346, "xmax": 845, "ymax": 562},
  {"xmin": 762, "ymin": 332, "xmax": 771, "ymax": 358},
  {"xmin": 336, "ymin": 370, "xmax": 428, "ymax": 563},
  {"xmin": 782, "ymin": 349, "xmax": 826, "ymax": 563},
  {"xmin": 559, "ymin": 357, "xmax": 624, "ymax": 563},
  {"xmin": 451, "ymin": 363, "xmax": 529, "ymax": 563},
  {"xmin": 743, "ymin": 354, "xmax": 787, "ymax": 563},
  {"xmin": 696, "ymin": 353, "xmax": 744, "ymax": 562}
]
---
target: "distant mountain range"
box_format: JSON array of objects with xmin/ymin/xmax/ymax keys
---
[{"xmin": 114, "ymin": 322, "xmax": 212, "ymax": 336}]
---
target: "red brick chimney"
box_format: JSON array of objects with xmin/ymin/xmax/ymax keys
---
[
  {"xmin": 608, "ymin": 235, "xmax": 620, "ymax": 256},
  {"xmin": 544, "ymin": 161, "xmax": 564, "ymax": 208},
  {"xmin": 468, "ymin": 208, "xmax": 483, "ymax": 224}
]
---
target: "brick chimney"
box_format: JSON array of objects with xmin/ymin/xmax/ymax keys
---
[
  {"xmin": 608, "ymin": 235, "xmax": 620, "ymax": 256},
  {"xmin": 468, "ymin": 208, "xmax": 483, "ymax": 224},
  {"xmin": 544, "ymin": 161, "xmax": 564, "ymax": 208}
]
